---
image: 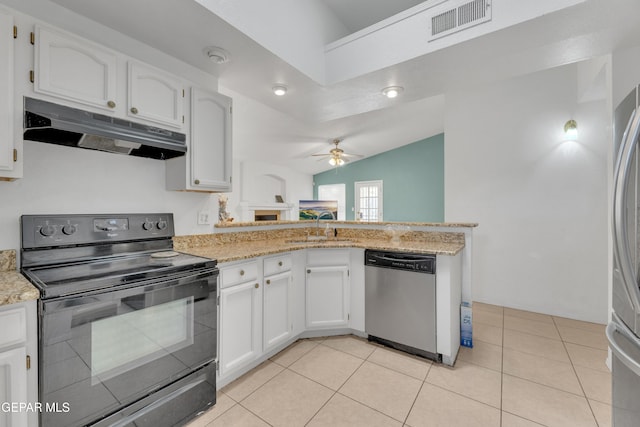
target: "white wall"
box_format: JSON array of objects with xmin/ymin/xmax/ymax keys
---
[
  {"xmin": 195, "ymin": 0, "xmax": 348, "ymax": 83},
  {"xmin": 445, "ymin": 60, "xmax": 610, "ymax": 323},
  {"xmin": 0, "ymin": 142, "xmax": 216, "ymax": 252},
  {"xmin": 612, "ymin": 44, "xmax": 640, "ymax": 108}
]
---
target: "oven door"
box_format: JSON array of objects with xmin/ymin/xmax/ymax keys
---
[{"xmin": 39, "ymin": 268, "xmax": 217, "ymax": 427}]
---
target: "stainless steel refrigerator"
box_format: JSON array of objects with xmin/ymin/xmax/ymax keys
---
[{"xmin": 610, "ymin": 84, "xmax": 640, "ymax": 426}]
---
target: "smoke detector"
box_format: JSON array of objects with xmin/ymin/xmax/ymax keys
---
[{"xmin": 204, "ymin": 46, "xmax": 231, "ymax": 64}]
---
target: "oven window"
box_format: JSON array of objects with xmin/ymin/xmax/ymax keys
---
[{"xmin": 91, "ymin": 296, "xmax": 194, "ymax": 383}]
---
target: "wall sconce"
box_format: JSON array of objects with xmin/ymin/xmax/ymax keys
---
[{"xmin": 564, "ymin": 120, "xmax": 578, "ymax": 141}]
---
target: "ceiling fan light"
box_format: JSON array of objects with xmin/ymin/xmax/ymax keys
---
[
  {"xmin": 337, "ymin": 158, "xmax": 345, "ymax": 166},
  {"xmin": 329, "ymin": 157, "xmax": 337, "ymax": 166}
]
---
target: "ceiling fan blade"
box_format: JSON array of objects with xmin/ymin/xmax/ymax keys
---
[
  {"xmin": 311, "ymin": 153, "xmax": 331, "ymax": 157},
  {"xmin": 341, "ymin": 153, "xmax": 363, "ymax": 159}
]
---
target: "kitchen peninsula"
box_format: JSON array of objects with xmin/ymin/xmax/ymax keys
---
[{"xmin": 175, "ymin": 220, "xmax": 476, "ymax": 387}]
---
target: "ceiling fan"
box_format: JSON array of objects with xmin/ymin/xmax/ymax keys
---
[{"xmin": 312, "ymin": 139, "xmax": 362, "ymax": 166}]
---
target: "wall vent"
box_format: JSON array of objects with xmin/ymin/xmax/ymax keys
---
[{"xmin": 428, "ymin": 0, "xmax": 492, "ymax": 41}]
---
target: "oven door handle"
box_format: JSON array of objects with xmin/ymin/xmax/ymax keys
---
[{"xmin": 42, "ymin": 268, "xmax": 217, "ymax": 313}]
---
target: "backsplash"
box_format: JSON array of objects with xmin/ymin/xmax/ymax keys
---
[{"xmin": 0, "ymin": 250, "xmax": 16, "ymax": 272}]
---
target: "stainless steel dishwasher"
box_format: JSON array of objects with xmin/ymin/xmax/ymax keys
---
[{"xmin": 365, "ymin": 249, "xmax": 439, "ymax": 361}]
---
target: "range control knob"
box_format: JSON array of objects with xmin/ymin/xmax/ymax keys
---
[
  {"xmin": 142, "ymin": 221, "xmax": 155, "ymax": 231},
  {"xmin": 62, "ymin": 225, "xmax": 77, "ymax": 235},
  {"xmin": 157, "ymin": 220, "xmax": 168, "ymax": 231},
  {"xmin": 39, "ymin": 225, "xmax": 55, "ymax": 237}
]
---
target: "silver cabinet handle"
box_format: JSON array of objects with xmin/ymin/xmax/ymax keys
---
[
  {"xmin": 266, "ymin": 279, "xmax": 271, "ymax": 285},
  {"xmin": 607, "ymin": 318, "xmax": 640, "ymax": 377},
  {"xmin": 254, "ymin": 283, "xmax": 259, "ymax": 289},
  {"xmin": 278, "ymin": 261, "xmax": 283, "ymax": 267},
  {"xmin": 194, "ymin": 179, "xmax": 200, "ymax": 185},
  {"xmin": 239, "ymin": 270, "xmax": 245, "ymax": 276},
  {"xmin": 130, "ymin": 107, "xmax": 139, "ymax": 114},
  {"xmin": 107, "ymin": 100, "xmax": 116, "ymax": 109}
]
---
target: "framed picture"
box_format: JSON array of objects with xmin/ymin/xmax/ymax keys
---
[{"xmin": 299, "ymin": 200, "xmax": 338, "ymax": 220}]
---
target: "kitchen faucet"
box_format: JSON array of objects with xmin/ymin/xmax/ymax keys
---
[{"xmin": 315, "ymin": 210, "xmax": 336, "ymax": 237}]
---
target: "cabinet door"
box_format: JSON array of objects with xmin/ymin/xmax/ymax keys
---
[
  {"xmin": 263, "ymin": 271, "xmax": 292, "ymax": 352},
  {"xmin": 0, "ymin": 347, "xmax": 28, "ymax": 427},
  {"xmin": 219, "ymin": 280, "xmax": 262, "ymax": 378},
  {"xmin": 34, "ymin": 25, "xmax": 118, "ymax": 111},
  {"xmin": 190, "ymin": 87, "xmax": 232, "ymax": 191},
  {"xmin": 128, "ymin": 62, "xmax": 183, "ymax": 128},
  {"xmin": 306, "ymin": 266, "xmax": 350, "ymax": 329},
  {"xmin": 0, "ymin": 12, "xmax": 14, "ymax": 174}
]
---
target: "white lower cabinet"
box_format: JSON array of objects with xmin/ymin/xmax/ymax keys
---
[
  {"xmin": 0, "ymin": 347, "xmax": 28, "ymax": 427},
  {"xmin": 218, "ymin": 279, "xmax": 262, "ymax": 378},
  {"xmin": 263, "ymin": 270, "xmax": 292, "ymax": 352},
  {"xmin": 0, "ymin": 300, "xmax": 37, "ymax": 427},
  {"xmin": 305, "ymin": 265, "xmax": 350, "ymax": 329},
  {"xmin": 305, "ymin": 249, "xmax": 350, "ymax": 330},
  {"xmin": 218, "ymin": 254, "xmax": 293, "ymax": 384}
]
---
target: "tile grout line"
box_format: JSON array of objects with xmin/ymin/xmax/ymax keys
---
[
  {"xmin": 302, "ymin": 353, "xmax": 368, "ymax": 426},
  {"xmin": 551, "ymin": 316, "xmax": 602, "ymax": 427}
]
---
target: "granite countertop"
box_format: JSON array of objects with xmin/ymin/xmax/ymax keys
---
[
  {"xmin": 215, "ymin": 220, "xmax": 479, "ymax": 229},
  {"xmin": 0, "ymin": 250, "xmax": 40, "ymax": 306},
  {"xmin": 181, "ymin": 237, "xmax": 464, "ymax": 264}
]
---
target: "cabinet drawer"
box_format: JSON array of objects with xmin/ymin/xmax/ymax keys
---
[
  {"xmin": 220, "ymin": 261, "xmax": 258, "ymax": 288},
  {"xmin": 306, "ymin": 249, "xmax": 350, "ymax": 267},
  {"xmin": 264, "ymin": 254, "xmax": 292, "ymax": 276},
  {"xmin": 0, "ymin": 305, "xmax": 27, "ymax": 348}
]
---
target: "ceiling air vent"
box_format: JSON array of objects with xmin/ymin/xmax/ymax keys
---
[{"xmin": 428, "ymin": 0, "xmax": 492, "ymax": 41}]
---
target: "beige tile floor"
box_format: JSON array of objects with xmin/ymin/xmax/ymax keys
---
[{"xmin": 187, "ymin": 303, "xmax": 611, "ymax": 427}]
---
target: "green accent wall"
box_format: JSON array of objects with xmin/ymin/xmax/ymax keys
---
[{"xmin": 313, "ymin": 134, "xmax": 444, "ymax": 222}]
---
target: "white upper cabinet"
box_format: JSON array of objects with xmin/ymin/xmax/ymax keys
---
[
  {"xmin": 190, "ymin": 87, "xmax": 232, "ymax": 190},
  {"xmin": 167, "ymin": 87, "xmax": 232, "ymax": 192},
  {"xmin": 33, "ymin": 26, "xmax": 185, "ymax": 131},
  {"xmin": 127, "ymin": 61, "xmax": 183, "ymax": 128},
  {"xmin": 0, "ymin": 11, "xmax": 16, "ymax": 177},
  {"xmin": 34, "ymin": 25, "xmax": 118, "ymax": 111}
]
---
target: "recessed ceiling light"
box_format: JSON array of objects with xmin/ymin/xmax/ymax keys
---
[
  {"xmin": 203, "ymin": 46, "xmax": 230, "ymax": 64},
  {"xmin": 273, "ymin": 85, "xmax": 288, "ymax": 96},
  {"xmin": 382, "ymin": 86, "xmax": 404, "ymax": 98}
]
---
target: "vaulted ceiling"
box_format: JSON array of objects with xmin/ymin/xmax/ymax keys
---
[{"xmin": 4, "ymin": 0, "xmax": 640, "ymax": 173}]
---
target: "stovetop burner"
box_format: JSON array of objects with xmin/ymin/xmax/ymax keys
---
[{"xmin": 20, "ymin": 213, "xmax": 217, "ymax": 299}]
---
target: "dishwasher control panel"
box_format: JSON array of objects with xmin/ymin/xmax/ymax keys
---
[{"xmin": 365, "ymin": 250, "xmax": 435, "ymax": 274}]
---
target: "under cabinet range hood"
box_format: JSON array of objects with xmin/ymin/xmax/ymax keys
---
[{"xmin": 23, "ymin": 97, "xmax": 187, "ymax": 160}]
